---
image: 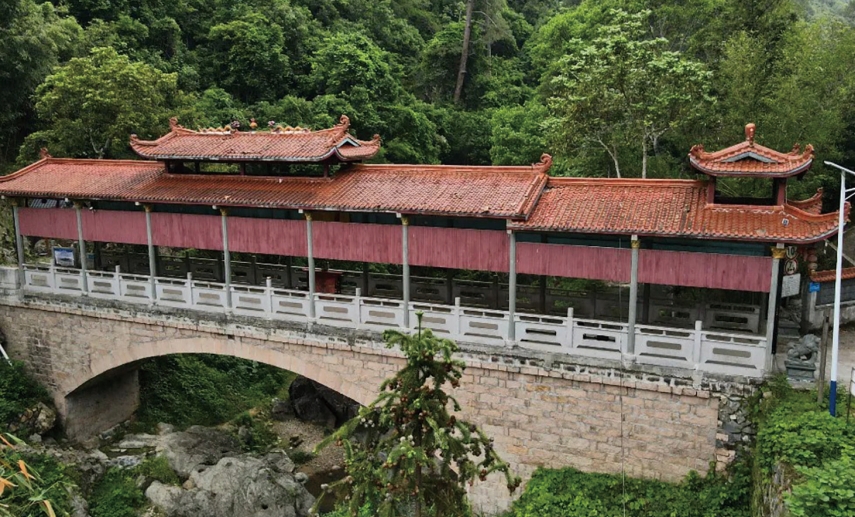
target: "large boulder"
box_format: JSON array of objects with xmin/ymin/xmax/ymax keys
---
[
  {"xmin": 145, "ymin": 451, "xmax": 313, "ymax": 517},
  {"xmin": 156, "ymin": 426, "xmax": 242, "ymax": 477},
  {"xmin": 288, "ymin": 377, "xmax": 360, "ymax": 427}
]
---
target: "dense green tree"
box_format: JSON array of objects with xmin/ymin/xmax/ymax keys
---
[
  {"xmin": 202, "ymin": 12, "xmax": 290, "ymax": 103},
  {"xmin": 314, "ymin": 315, "xmax": 520, "ymax": 517},
  {"xmin": 546, "ymin": 10, "xmax": 712, "ymax": 178},
  {"xmin": 19, "ymin": 47, "xmax": 186, "ymax": 161},
  {"xmin": 491, "ymin": 101, "xmax": 548, "ymax": 165},
  {"xmin": 309, "ymin": 32, "xmax": 400, "ymax": 100},
  {"xmin": 0, "ymin": 0, "xmax": 81, "ymax": 169}
]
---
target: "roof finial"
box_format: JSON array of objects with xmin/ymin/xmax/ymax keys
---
[
  {"xmin": 745, "ymin": 123, "xmax": 756, "ymax": 145},
  {"xmin": 249, "ymin": 118, "xmax": 258, "ymax": 130},
  {"xmin": 338, "ymin": 114, "xmax": 350, "ymax": 129},
  {"xmin": 534, "ymin": 153, "xmax": 553, "ymax": 172},
  {"xmin": 39, "ymin": 148, "xmax": 51, "ymax": 159},
  {"xmin": 169, "ymin": 117, "xmax": 180, "ymax": 130}
]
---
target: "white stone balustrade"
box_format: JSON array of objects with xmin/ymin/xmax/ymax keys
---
[{"xmin": 12, "ymin": 264, "xmax": 768, "ymax": 378}]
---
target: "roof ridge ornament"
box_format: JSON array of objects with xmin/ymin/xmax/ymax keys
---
[
  {"xmin": 745, "ymin": 123, "xmax": 756, "ymax": 145},
  {"xmin": 39, "ymin": 148, "xmax": 51, "ymax": 159},
  {"xmin": 337, "ymin": 115, "xmax": 350, "ymax": 129},
  {"xmin": 169, "ymin": 117, "xmax": 182, "ymax": 131},
  {"xmin": 533, "ymin": 153, "xmax": 553, "ymax": 172}
]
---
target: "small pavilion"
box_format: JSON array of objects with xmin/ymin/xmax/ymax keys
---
[{"xmin": 0, "ymin": 119, "xmax": 844, "ymax": 379}]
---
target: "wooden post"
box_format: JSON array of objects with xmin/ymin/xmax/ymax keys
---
[
  {"xmin": 818, "ymin": 309, "xmax": 830, "ymax": 405},
  {"xmin": 12, "ymin": 200, "xmax": 24, "ymax": 288},
  {"xmin": 401, "ymin": 215, "xmax": 410, "ymax": 328},
  {"xmin": 220, "ymin": 208, "xmax": 231, "ymax": 310},
  {"xmin": 74, "ymin": 202, "xmax": 88, "ymax": 294}
]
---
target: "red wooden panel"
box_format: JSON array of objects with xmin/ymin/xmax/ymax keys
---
[
  {"xmin": 18, "ymin": 207, "xmax": 78, "ymax": 240},
  {"xmin": 516, "ymin": 242, "xmax": 631, "ymax": 282},
  {"xmin": 82, "ymin": 210, "xmax": 148, "ymax": 245},
  {"xmin": 639, "ymin": 250, "xmax": 772, "ymax": 292},
  {"xmin": 314, "ymin": 222, "xmax": 401, "ymax": 263},
  {"xmin": 150, "ymin": 213, "xmax": 223, "ymax": 250},
  {"xmin": 229, "ymin": 217, "xmax": 307, "ymax": 256},
  {"xmin": 410, "ymin": 227, "xmax": 509, "ymax": 272}
]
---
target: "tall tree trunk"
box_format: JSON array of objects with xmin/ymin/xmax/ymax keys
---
[
  {"xmin": 641, "ymin": 138, "xmax": 648, "ymax": 179},
  {"xmin": 453, "ymin": 0, "xmax": 475, "ymax": 104}
]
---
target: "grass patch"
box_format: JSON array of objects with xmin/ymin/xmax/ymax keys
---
[
  {"xmin": 288, "ymin": 449, "xmax": 316, "ymax": 465},
  {"xmin": 89, "ymin": 468, "xmax": 146, "ymax": 517},
  {"xmin": 137, "ymin": 456, "xmax": 180, "ymax": 486}
]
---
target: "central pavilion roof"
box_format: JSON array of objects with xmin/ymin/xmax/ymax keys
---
[
  {"xmin": 0, "ymin": 154, "xmax": 552, "ymax": 219},
  {"xmin": 130, "ymin": 115, "xmax": 381, "ymax": 163},
  {"xmin": 689, "ymin": 123, "xmax": 814, "ymax": 178}
]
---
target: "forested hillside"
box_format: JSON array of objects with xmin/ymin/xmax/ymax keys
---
[{"xmin": 2, "ymin": 0, "xmax": 854, "ymax": 199}]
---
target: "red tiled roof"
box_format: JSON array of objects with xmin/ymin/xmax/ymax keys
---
[
  {"xmin": 689, "ymin": 123, "xmax": 813, "ymax": 178},
  {"xmin": 788, "ymin": 188, "xmax": 824, "ymax": 215},
  {"xmin": 130, "ymin": 115, "xmax": 381, "ymax": 162},
  {"xmin": 0, "ymin": 156, "xmax": 552, "ymax": 219},
  {"xmin": 812, "ymin": 267, "xmax": 855, "ymax": 283},
  {"xmin": 508, "ymin": 178, "xmax": 846, "ymax": 244}
]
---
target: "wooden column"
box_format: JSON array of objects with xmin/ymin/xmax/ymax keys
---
[
  {"xmin": 401, "ymin": 215, "xmax": 410, "ymax": 328},
  {"xmin": 74, "ymin": 202, "xmax": 88, "ymax": 294},
  {"xmin": 508, "ymin": 229, "xmax": 517, "ymax": 342},
  {"xmin": 626, "ymin": 235, "xmax": 640, "ymax": 355},
  {"xmin": 221, "ymin": 208, "xmax": 231, "ymax": 309},
  {"xmin": 12, "ymin": 200, "xmax": 24, "ymax": 287},
  {"xmin": 765, "ymin": 245, "xmax": 786, "ymax": 371},
  {"xmin": 144, "ymin": 205, "xmax": 156, "ymax": 301},
  {"xmin": 305, "ymin": 212, "xmax": 315, "ymax": 319}
]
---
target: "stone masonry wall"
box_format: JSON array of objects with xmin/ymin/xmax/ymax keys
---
[{"xmin": 0, "ymin": 297, "xmax": 737, "ymax": 514}]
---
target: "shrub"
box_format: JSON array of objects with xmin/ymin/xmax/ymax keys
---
[
  {"xmin": 787, "ymin": 451, "xmax": 855, "ymax": 517},
  {"xmin": 89, "ymin": 468, "xmax": 146, "ymax": 517},
  {"xmin": 0, "ymin": 361, "xmax": 49, "ymax": 431},
  {"xmin": 509, "ymin": 467, "xmax": 749, "ymax": 517},
  {"xmin": 137, "ymin": 456, "xmax": 179, "ymax": 486}
]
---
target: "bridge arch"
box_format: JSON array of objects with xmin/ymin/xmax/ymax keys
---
[{"xmin": 61, "ymin": 335, "xmax": 387, "ymax": 412}]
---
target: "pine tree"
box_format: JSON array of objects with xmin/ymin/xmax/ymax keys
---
[{"xmin": 312, "ymin": 312, "xmax": 520, "ymax": 517}]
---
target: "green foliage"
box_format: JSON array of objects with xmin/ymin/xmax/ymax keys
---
[
  {"xmin": 19, "ymin": 46, "xmax": 186, "ymax": 161},
  {"xmin": 0, "ymin": 361, "xmax": 50, "ymax": 432},
  {"xmin": 314, "ymin": 313, "xmax": 520, "ymax": 517},
  {"xmin": 88, "ymin": 468, "xmax": 145, "ymax": 517},
  {"xmin": 288, "ymin": 450, "xmax": 316, "ymax": 465},
  {"xmin": 135, "ymin": 354, "xmax": 292, "ymax": 431},
  {"xmin": 233, "ymin": 410, "xmax": 280, "ymax": 452},
  {"xmin": 136, "ymin": 456, "xmax": 179, "ymax": 486},
  {"xmin": 546, "ymin": 9, "xmax": 713, "ymax": 179},
  {"xmin": 753, "ymin": 376, "xmax": 855, "ymax": 517},
  {"xmin": 0, "ymin": 437, "xmax": 76, "ymax": 517},
  {"xmin": 509, "ymin": 466, "xmax": 750, "ymax": 517}
]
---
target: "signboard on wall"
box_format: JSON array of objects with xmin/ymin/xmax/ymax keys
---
[
  {"xmin": 53, "ymin": 247, "xmax": 76, "ymax": 267},
  {"xmin": 781, "ymin": 273, "xmax": 801, "ymax": 298}
]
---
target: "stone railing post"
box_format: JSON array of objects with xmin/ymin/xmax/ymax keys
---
[
  {"xmin": 453, "ymin": 297, "xmax": 462, "ymax": 338},
  {"xmin": 693, "ymin": 320, "xmax": 703, "ymax": 368},
  {"xmin": 566, "ymin": 307, "xmax": 574, "ymax": 350},
  {"xmin": 354, "ymin": 287, "xmax": 362, "ymax": 328},
  {"xmin": 114, "ymin": 265, "xmax": 121, "ymax": 297},
  {"xmin": 265, "ymin": 277, "xmax": 274, "ymax": 320},
  {"xmin": 186, "ymin": 272, "xmax": 194, "ymax": 307}
]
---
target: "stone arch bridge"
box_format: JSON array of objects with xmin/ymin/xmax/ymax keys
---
[{"xmin": 0, "ymin": 295, "xmax": 744, "ymax": 514}]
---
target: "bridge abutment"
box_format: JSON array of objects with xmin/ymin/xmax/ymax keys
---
[{"xmin": 64, "ymin": 367, "xmax": 139, "ymax": 442}]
